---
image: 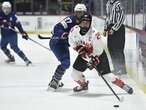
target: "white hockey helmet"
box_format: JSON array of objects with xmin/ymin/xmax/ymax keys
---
[
  {"xmin": 2, "ymin": 1, "xmax": 12, "ymax": 15},
  {"xmin": 74, "ymin": 3, "xmax": 87, "ymax": 12},
  {"xmin": 74, "ymin": 4, "xmax": 87, "ymax": 21}
]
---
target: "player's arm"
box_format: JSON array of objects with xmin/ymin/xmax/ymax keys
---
[
  {"xmin": 0, "ymin": 15, "xmax": 11, "ymax": 27},
  {"xmin": 87, "ymin": 32, "xmax": 105, "ymax": 69},
  {"xmin": 13, "ymin": 14, "xmax": 28, "ymax": 40},
  {"xmin": 68, "ymin": 27, "xmax": 85, "ymax": 55},
  {"xmin": 51, "ymin": 26, "xmax": 69, "ymax": 45},
  {"xmin": 51, "ymin": 16, "xmax": 72, "ymax": 44},
  {"xmin": 59, "ymin": 16, "xmax": 73, "ymax": 39},
  {"xmin": 53, "ymin": 25, "xmax": 68, "ymax": 40},
  {"xmin": 0, "ymin": 16, "xmax": 4, "ymax": 26},
  {"xmin": 111, "ymin": 3, "xmax": 125, "ymax": 31},
  {"xmin": 68, "ymin": 27, "xmax": 77, "ymax": 48},
  {"xmin": 103, "ymin": 2, "xmax": 111, "ymax": 36},
  {"xmin": 71, "ymin": 40, "xmax": 93, "ymax": 58}
]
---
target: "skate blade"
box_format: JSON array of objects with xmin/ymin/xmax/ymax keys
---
[
  {"xmin": 73, "ymin": 89, "xmax": 88, "ymax": 94},
  {"xmin": 4, "ymin": 61, "xmax": 15, "ymax": 64},
  {"xmin": 46, "ymin": 85, "xmax": 63, "ymax": 92},
  {"xmin": 26, "ymin": 63, "xmax": 32, "ymax": 67},
  {"xmin": 46, "ymin": 87, "xmax": 57, "ymax": 92},
  {"xmin": 26, "ymin": 62, "xmax": 32, "ymax": 66}
]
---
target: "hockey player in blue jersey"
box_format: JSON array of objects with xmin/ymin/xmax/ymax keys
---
[
  {"xmin": 48, "ymin": 4, "xmax": 87, "ymax": 90},
  {"xmin": 0, "ymin": 1, "xmax": 31, "ymax": 66}
]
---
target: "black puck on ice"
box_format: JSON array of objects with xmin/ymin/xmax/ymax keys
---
[{"xmin": 114, "ymin": 105, "xmax": 119, "ymax": 107}]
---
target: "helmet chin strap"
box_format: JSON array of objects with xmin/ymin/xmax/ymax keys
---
[{"xmin": 79, "ymin": 27, "xmax": 89, "ymax": 35}]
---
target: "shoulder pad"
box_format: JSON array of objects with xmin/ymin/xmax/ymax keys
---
[{"xmin": 70, "ymin": 25, "xmax": 79, "ymax": 33}]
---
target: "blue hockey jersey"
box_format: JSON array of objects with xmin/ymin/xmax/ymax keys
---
[
  {"xmin": 0, "ymin": 11, "xmax": 24, "ymax": 37},
  {"xmin": 52, "ymin": 15, "xmax": 77, "ymax": 41}
]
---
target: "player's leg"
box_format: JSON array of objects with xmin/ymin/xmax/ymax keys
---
[
  {"xmin": 0, "ymin": 36, "xmax": 15, "ymax": 63},
  {"xmin": 108, "ymin": 35, "xmax": 120, "ymax": 74},
  {"xmin": 108, "ymin": 48, "xmax": 119, "ymax": 73},
  {"xmin": 115, "ymin": 49, "xmax": 127, "ymax": 75},
  {"xmin": 9, "ymin": 34, "xmax": 31, "ymax": 66},
  {"xmin": 116, "ymin": 25, "xmax": 127, "ymax": 74},
  {"xmin": 48, "ymin": 43, "xmax": 70, "ymax": 89},
  {"xmin": 71, "ymin": 55, "xmax": 89, "ymax": 92},
  {"xmin": 108, "ymin": 25, "xmax": 127, "ymax": 75},
  {"xmin": 95, "ymin": 51, "xmax": 133, "ymax": 94}
]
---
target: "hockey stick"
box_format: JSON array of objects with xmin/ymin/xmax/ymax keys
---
[
  {"xmin": 100, "ymin": 74, "xmax": 121, "ymax": 102},
  {"xmin": 38, "ymin": 34, "xmax": 51, "ymax": 39},
  {"xmin": 0, "ymin": 26, "xmax": 19, "ymax": 33},
  {"xmin": 88, "ymin": 56, "xmax": 121, "ymax": 102},
  {"xmin": 38, "ymin": 34, "xmax": 68, "ymax": 40},
  {"xmin": 28, "ymin": 37, "xmax": 51, "ymax": 51},
  {"xmin": 37, "ymin": 31, "xmax": 106, "ymax": 40},
  {"xmin": 0, "ymin": 26, "xmax": 51, "ymax": 51}
]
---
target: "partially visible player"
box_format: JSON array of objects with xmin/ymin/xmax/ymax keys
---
[
  {"xmin": 104, "ymin": 0, "xmax": 126, "ymax": 75},
  {"xmin": 68, "ymin": 13, "xmax": 133, "ymax": 94},
  {"xmin": 48, "ymin": 4, "xmax": 87, "ymax": 90},
  {"xmin": 0, "ymin": 1, "xmax": 31, "ymax": 66}
]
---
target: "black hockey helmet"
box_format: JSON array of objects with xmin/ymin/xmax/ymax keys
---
[
  {"xmin": 79, "ymin": 13, "xmax": 92, "ymax": 23},
  {"xmin": 79, "ymin": 13, "xmax": 92, "ymax": 35}
]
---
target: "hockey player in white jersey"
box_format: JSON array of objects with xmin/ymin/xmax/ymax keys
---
[{"xmin": 68, "ymin": 13, "xmax": 133, "ymax": 94}]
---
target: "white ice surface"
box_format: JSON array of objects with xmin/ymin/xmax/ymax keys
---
[{"xmin": 0, "ymin": 35, "xmax": 146, "ymax": 110}]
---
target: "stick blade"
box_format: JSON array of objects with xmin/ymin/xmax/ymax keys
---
[{"xmin": 38, "ymin": 34, "xmax": 50, "ymax": 39}]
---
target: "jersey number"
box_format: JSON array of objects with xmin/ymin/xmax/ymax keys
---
[
  {"xmin": 60, "ymin": 17, "xmax": 72, "ymax": 29},
  {"xmin": 63, "ymin": 17, "xmax": 72, "ymax": 24}
]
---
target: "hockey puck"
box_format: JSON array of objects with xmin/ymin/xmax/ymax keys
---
[{"xmin": 114, "ymin": 105, "xmax": 119, "ymax": 107}]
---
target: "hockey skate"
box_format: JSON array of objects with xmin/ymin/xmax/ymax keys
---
[
  {"xmin": 25, "ymin": 60, "xmax": 32, "ymax": 66},
  {"xmin": 18, "ymin": 51, "xmax": 32, "ymax": 66},
  {"xmin": 112, "ymin": 78, "xmax": 133, "ymax": 94},
  {"xmin": 122, "ymin": 84, "xmax": 133, "ymax": 94},
  {"xmin": 73, "ymin": 81, "xmax": 89, "ymax": 92},
  {"xmin": 5, "ymin": 56, "xmax": 15, "ymax": 63},
  {"xmin": 48, "ymin": 79, "xmax": 64, "ymax": 91}
]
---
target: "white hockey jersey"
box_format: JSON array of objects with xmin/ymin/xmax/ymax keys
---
[{"xmin": 69, "ymin": 25, "xmax": 104, "ymax": 57}]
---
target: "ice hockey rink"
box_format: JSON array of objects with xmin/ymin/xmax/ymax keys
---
[
  {"xmin": 0, "ymin": 17, "xmax": 146, "ymax": 110},
  {"xmin": 0, "ymin": 34, "xmax": 146, "ymax": 110}
]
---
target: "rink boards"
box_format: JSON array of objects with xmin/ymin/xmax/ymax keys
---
[{"xmin": 1, "ymin": 15, "xmax": 146, "ymax": 93}]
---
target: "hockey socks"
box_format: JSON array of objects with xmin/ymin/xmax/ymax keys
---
[
  {"xmin": 48, "ymin": 65, "xmax": 65, "ymax": 89},
  {"xmin": 18, "ymin": 51, "xmax": 32, "ymax": 66},
  {"xmin": 2, "ymin": 48, "xmax": 15, "ymax": 63}
]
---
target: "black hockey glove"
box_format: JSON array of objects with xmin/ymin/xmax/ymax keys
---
[
  {"xmin": 87, "ymin": 56, "xmax": 100, "ymax": 70},
  {"xmin": 0, "ymin": 20, "xmax": 12, "ymax": 27},
  {"xmin": 22, "ymin": 32, "xmax": 29, "ymax": 40},
  {"xmin": 60, "ymin": 32, "xmax": 69, "ymax": 46},
  {"xmin": 104, "ymin": 24, "xmax": 115, "ymax": 36},
  {"xmin": 104, "ymin": 24, "xmax": 113, "ymax": 31},
  {"xmin": 108, "ymin": 28, "xmax": 115, "ymax": 35},
  {"xmin": 103, "ymin": 25, "xmax": 109, "ymax": 37},
  {"xmin": 61, "ymin": 32, "xmax": 68, "ymax": 40}
]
